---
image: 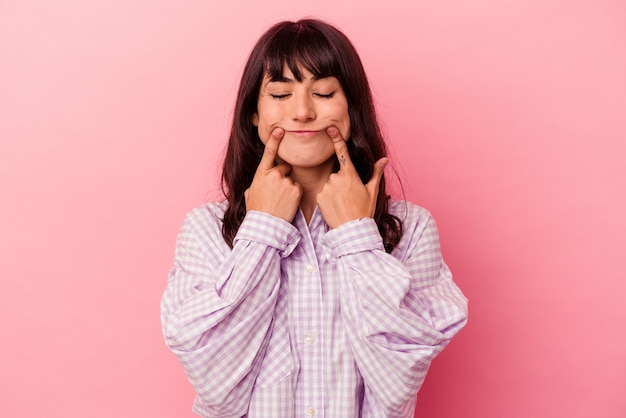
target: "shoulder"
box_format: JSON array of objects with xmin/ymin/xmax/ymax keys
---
[
  {"xmin": 177, "ymin": 201, "xmax": 229, "ymax": 249},
  {"xmin": 388, "ymin": 200, "xmax": 442, "ymax": 258},
  {"xmin": 185, "ymin": 200, "xmax": 228, "ymax": 226},
  {"xmin": 388, "ymin": 199, "xmax": 434, "ymax": 229}
]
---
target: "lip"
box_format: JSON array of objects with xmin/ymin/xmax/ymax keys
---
[{"xmin": 287, "ymin": 130, "xmax": 322, "ymax": 138}]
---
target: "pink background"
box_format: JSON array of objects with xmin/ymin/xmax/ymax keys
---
[{"xmin": 1, "ymin": 1, "xmax": 625, "ymax": 417}]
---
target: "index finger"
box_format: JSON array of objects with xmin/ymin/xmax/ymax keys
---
[
  {"xmin": 258, "ymin": 128, "xmax": 284, "ymax": 171},
  {"xmin": 326, "ymin": 127, "xmax": 354, "ymax": 171}
]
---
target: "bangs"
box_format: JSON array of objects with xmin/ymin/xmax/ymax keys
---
[{"xmin": 264, "ymin": 23, "xmax": 341, "ymax": 82}]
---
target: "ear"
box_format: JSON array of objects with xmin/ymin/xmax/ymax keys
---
[{"xmin": 252, "ymin": 112, "xmax": 259, "ymax": 126}]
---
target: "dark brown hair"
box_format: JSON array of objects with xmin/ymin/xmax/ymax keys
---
[{"xmin": 221, "ymin": 19, "xmax": 402, "ymax": 252}]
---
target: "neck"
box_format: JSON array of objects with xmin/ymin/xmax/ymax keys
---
[{"xmin": 289, "ymin": 160, "xmax": 335, "ymax": 223}]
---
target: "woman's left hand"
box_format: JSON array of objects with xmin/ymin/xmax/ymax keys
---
[{"xmin": 316, "ymin": 126, "xmax": 388, "ymax": 229}]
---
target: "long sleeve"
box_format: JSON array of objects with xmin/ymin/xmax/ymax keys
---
[
  {"xmin": 322, "ymin": 203, "xmax": 468, "ymax": 417},
  {"xmin": 160, "ymin": 205, "xmax": 300, "ymax": 417}
]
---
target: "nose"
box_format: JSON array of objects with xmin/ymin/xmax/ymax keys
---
[{"xmin": 292, "ymin": 93, "xmax": 316, "ymax": 122}]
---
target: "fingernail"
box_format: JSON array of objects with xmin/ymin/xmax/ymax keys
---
[{"xmin": 327, "ymin": 127, "xmax": 338, "ymax": 136}]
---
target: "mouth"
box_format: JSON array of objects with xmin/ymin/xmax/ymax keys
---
[{"xmin": 287, "ymin": 130, "xmax": 323, "ymax": 138}]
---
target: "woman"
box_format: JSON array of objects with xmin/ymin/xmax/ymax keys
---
[{"xmin": 161, "ymin": 19, "xmax": 467, "ymax": 418}]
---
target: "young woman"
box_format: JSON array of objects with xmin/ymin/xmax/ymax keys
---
[{"xmin": 161, "ymin": 19, "xmax": 468, "ymax": 418}]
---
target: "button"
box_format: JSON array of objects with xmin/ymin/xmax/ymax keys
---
[
  {"xmin": 306, "ymin": 406, "xmax": 316, "ymax": 416},
  {"xmin": 306, "ymin": 265, "xmax": 314, "ymax": 273},
  {"xmin": 304, "ymin": 334, "xmax": 316, "ymax": 345}
]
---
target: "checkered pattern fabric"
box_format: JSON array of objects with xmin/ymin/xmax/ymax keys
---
[{"xmin": 161, "ymin": 200, "xmax": 467, "ymax": 417}]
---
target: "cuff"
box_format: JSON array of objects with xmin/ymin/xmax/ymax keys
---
[
  {"xmin": 234, "ymin": 211, "xmax": 301, "ymax": 258},
  {"xmin": 322, "ymin": 218, "xmax": 384, "ymax": 263}
]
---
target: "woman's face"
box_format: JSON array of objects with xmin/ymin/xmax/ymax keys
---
[{"xmin": 252, "ymin": 65, "xmax": 351, "ymax": 170}]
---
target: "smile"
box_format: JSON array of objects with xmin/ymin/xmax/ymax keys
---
[{"xmin": 288, "ymin": 130, "xmax": 323, "ymax": 138}]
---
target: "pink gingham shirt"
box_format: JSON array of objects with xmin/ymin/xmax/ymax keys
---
[{"xmin": 161, "ymin": 200, "xmax": 467, "ymax": 417}]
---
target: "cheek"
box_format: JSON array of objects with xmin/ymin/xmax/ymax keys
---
[
  {"xmin": 256, "ymin": 107, "xmax": 281, "ymax": 142},
  {"xmin": 337, "ymin": 105, "xmax": 351, "ymax": 139},
  {"xmin": 328, "ymin": 97, "xmax": 349, "ymax": 123},
  {"xmin": 255, "ymin": 116, "xmax": 271, "ymax": 144}
]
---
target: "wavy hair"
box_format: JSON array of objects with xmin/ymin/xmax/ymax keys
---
[{"xmin": 221, "ymin": 19, "xmax": 402, "ymax": 252}]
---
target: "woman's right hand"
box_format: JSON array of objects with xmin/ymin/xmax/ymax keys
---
[{"xmin": 245, "ymin": 128, "xmax": 302, "ymax": 222}]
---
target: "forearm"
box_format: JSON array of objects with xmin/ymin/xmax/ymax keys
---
[
  {"xmin": 325, "ymin": 216, "xmax": 467, "ymax": 415},
  {"xmin": 338, "ymin": 251, "xmax": 467, "ymax": 413},
  {"xmin": 161, "ymin": 208, "xmax": 300, "ymax": 413},
  {"xmin": 161, "ymin": 240, "xmax": 282, "ymax": 352}
]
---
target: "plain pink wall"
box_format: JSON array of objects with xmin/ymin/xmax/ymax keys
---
[{"xmin": 1, "ymin": 1, "xmax": 624, "ymax": 417}]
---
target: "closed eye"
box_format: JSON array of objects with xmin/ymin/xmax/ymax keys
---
[
  {"xmin": 270, "ymin": 94, "xmax": 291, "ymax": 100},
  {"xmin": 314, "ymin": 91, "xmax": 336, "ymax": 98}
]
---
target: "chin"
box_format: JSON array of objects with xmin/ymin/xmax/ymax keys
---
[
  {"xmin": 277, "ymin": 141, "xmax": 335, "ymax": 169},
  {"xmin": 278, "ymin": 153, "xmax": 336, "ymax": 170}
]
